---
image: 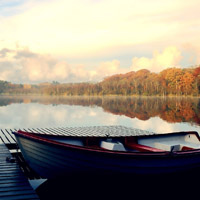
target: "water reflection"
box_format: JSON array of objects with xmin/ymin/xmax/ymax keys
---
[{"xmin": 0, "ymin": 95, "xmax": 199, "ymax": 133}]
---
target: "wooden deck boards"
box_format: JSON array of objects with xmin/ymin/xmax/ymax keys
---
[
  {"xmin": 0, "ymin": 143, "xmax": 39, "ymax": 200},
  {"xmin": 0, "ymin": 125, "xmax": 156, "ymax": 146}
]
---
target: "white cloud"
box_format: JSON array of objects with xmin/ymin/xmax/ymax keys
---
[
  {"xmin": 48, "ymin": 62, "xmax": 70, "ymax": 80},
  {"xmin": 182, "ymin": 44, "xmax": 200, "ymax": 66},
  {"xmin": 96, "ymin": 60, "xmax": 127, "ymax": 78},
  {"xmin": 0, "ymin": 47, "xmax": 69, "ymax": 82},
  {"xmin": 0, "ymin": 70, "xmax": 13, "ymax": 81},
  {"xmin": 130, "ymin": 46, "xmax": 182, "ymax": 72},
  {"xmin": 0, "ymin": 47, "xmax": 127, "ymax": 83}
]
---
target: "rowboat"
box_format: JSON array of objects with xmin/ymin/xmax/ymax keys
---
[{"xmin": 12, "ymin": 126, "xmax": 200, "ymax": 179}]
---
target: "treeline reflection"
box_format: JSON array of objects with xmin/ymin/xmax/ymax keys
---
[{"xmin": 0, "ymin": 96, "xmax": 200, "ymax": 125}]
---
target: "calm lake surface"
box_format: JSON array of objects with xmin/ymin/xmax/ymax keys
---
[
  {"xmin": 1, "ymin": 95, "xmax": 199, "ymax": 199},
  {"xmin": 0, "ymin": 95, "xmax": 199, "ymax": 134}
]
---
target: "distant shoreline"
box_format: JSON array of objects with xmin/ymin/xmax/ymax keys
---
[{"xmin": 0, "ymin": 93, "xmax": 199, "ymax": 98}]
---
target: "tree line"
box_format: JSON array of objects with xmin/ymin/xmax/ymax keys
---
[{"xmin": 1, "ymin": 66, "xmax": 200, "ymax": 96}]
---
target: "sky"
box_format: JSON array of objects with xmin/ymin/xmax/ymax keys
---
[{"xmin": 0, "ymin": 0, "xmax": 200, "ymax": 83}]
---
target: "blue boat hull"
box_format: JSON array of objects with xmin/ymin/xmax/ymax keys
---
[{"xmin": 13, "ymin": 131, "xmax": 200, "ymax": 179}]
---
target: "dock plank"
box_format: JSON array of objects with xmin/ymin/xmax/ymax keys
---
[
  {"xmin": 0, "ymin": 194, "xmax": 39, "ymax": 200},
  {"xmin": 0, "ymin": 144, "xmax": 39, "ymax": 200},
  {"xmin": 4, "ymin": 126, "xmax": 157, "ymax": 140},
  {"xmin": 39, "ymin": 128, "xmax": 59, "ymax": 135},
  {"xmin": 0, "ymin": 182, "xmax": 30, "ymax": 188},
  {"xmin": 0, "ymin": 130, "xmax": 10, "ymax": 144},
  {"xmin": 30, "ymin": 128, "xmax": 47, "ymax": 135},
  {"xmin": 38, "ymin": 128, "xmax": 56, "ymax": 135},
  {"xmin": 1, "ymin": 129, "xmax": 15, "ymax": 144},
  {"xmin": 0, "ymin": 178, "xmax": 28, "ymax": 184},
  {"xmin": 44, "ymin": 127, "xmax": 64, "ymax": 135},
  {"xmin": 0, "ymin": 189, "xmax": 38, "ymax": 197},
  {"xmin": 0, "ymin": 137, "xmax": 3, "ymax": 144},
  {"xmin": 5, "ymin": 129, "xmax": 17, "ymax": 143},
  {"xmin": 0, "ymin": 185, "xmax": 33, "ymax": 192}
]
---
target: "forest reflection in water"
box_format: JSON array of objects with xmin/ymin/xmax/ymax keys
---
[{"xmin": 0, "ymin": 95, "xmax": 199, "ymax": 133}]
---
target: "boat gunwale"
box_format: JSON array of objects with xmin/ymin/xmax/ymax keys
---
[{"xmin": 12, "ymin": 130, "xmax": 200, "ymax": 157}]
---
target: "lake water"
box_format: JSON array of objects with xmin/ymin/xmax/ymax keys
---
[
  {"xmin": 0, "ymin": 95, "xmax": 200, "ymax": 134},
  {"xmin": 1, "ymin": 95, "xmax": 199, "ymax": 199}
]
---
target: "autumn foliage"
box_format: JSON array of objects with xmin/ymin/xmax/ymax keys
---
[
  {"xmin": 100, "ymin": 67, "xmax": 200, "ymax": 96},
  {"xmin": 1, "ymin": 66, "xmax": 200, "ymax": 96}
]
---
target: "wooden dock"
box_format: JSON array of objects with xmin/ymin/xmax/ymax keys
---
[
  {"xmin": 0, "ymin": 127, "xmax": 70, "ymax": 200},
  {"xmin": 0, "ymin": 143, "xmax": 39, "ymax": 200},
  {"xmin": 0, "ymin": 126, "xmax": 155, "ymax": 147}
]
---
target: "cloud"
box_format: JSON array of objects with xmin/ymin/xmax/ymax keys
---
[
  {"xmin": 182, "ymin": 44, "xmax": 200, "ymax": 66},
  {"xmin": 130, "ymin": 46, "xmax": 182, "ymax": 72},
  {"xmin": 0, "ymin": 47, "xmax": 126, "ymax": 83},
  {"xmin": 0, "ymin": 48, "xmax": 13, "ymax": 58},
  {"xmin": 0, "ymin": 47, "xmax": 67, "ymax": 82},
  {"xmin": 96, "ymin": 60, "xmax": 127, "ymax": 78}
]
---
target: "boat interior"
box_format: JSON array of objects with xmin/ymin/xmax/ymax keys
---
[{"xmin": 35, "ymin": 131, "xmax": 200, "ymax": 152}]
